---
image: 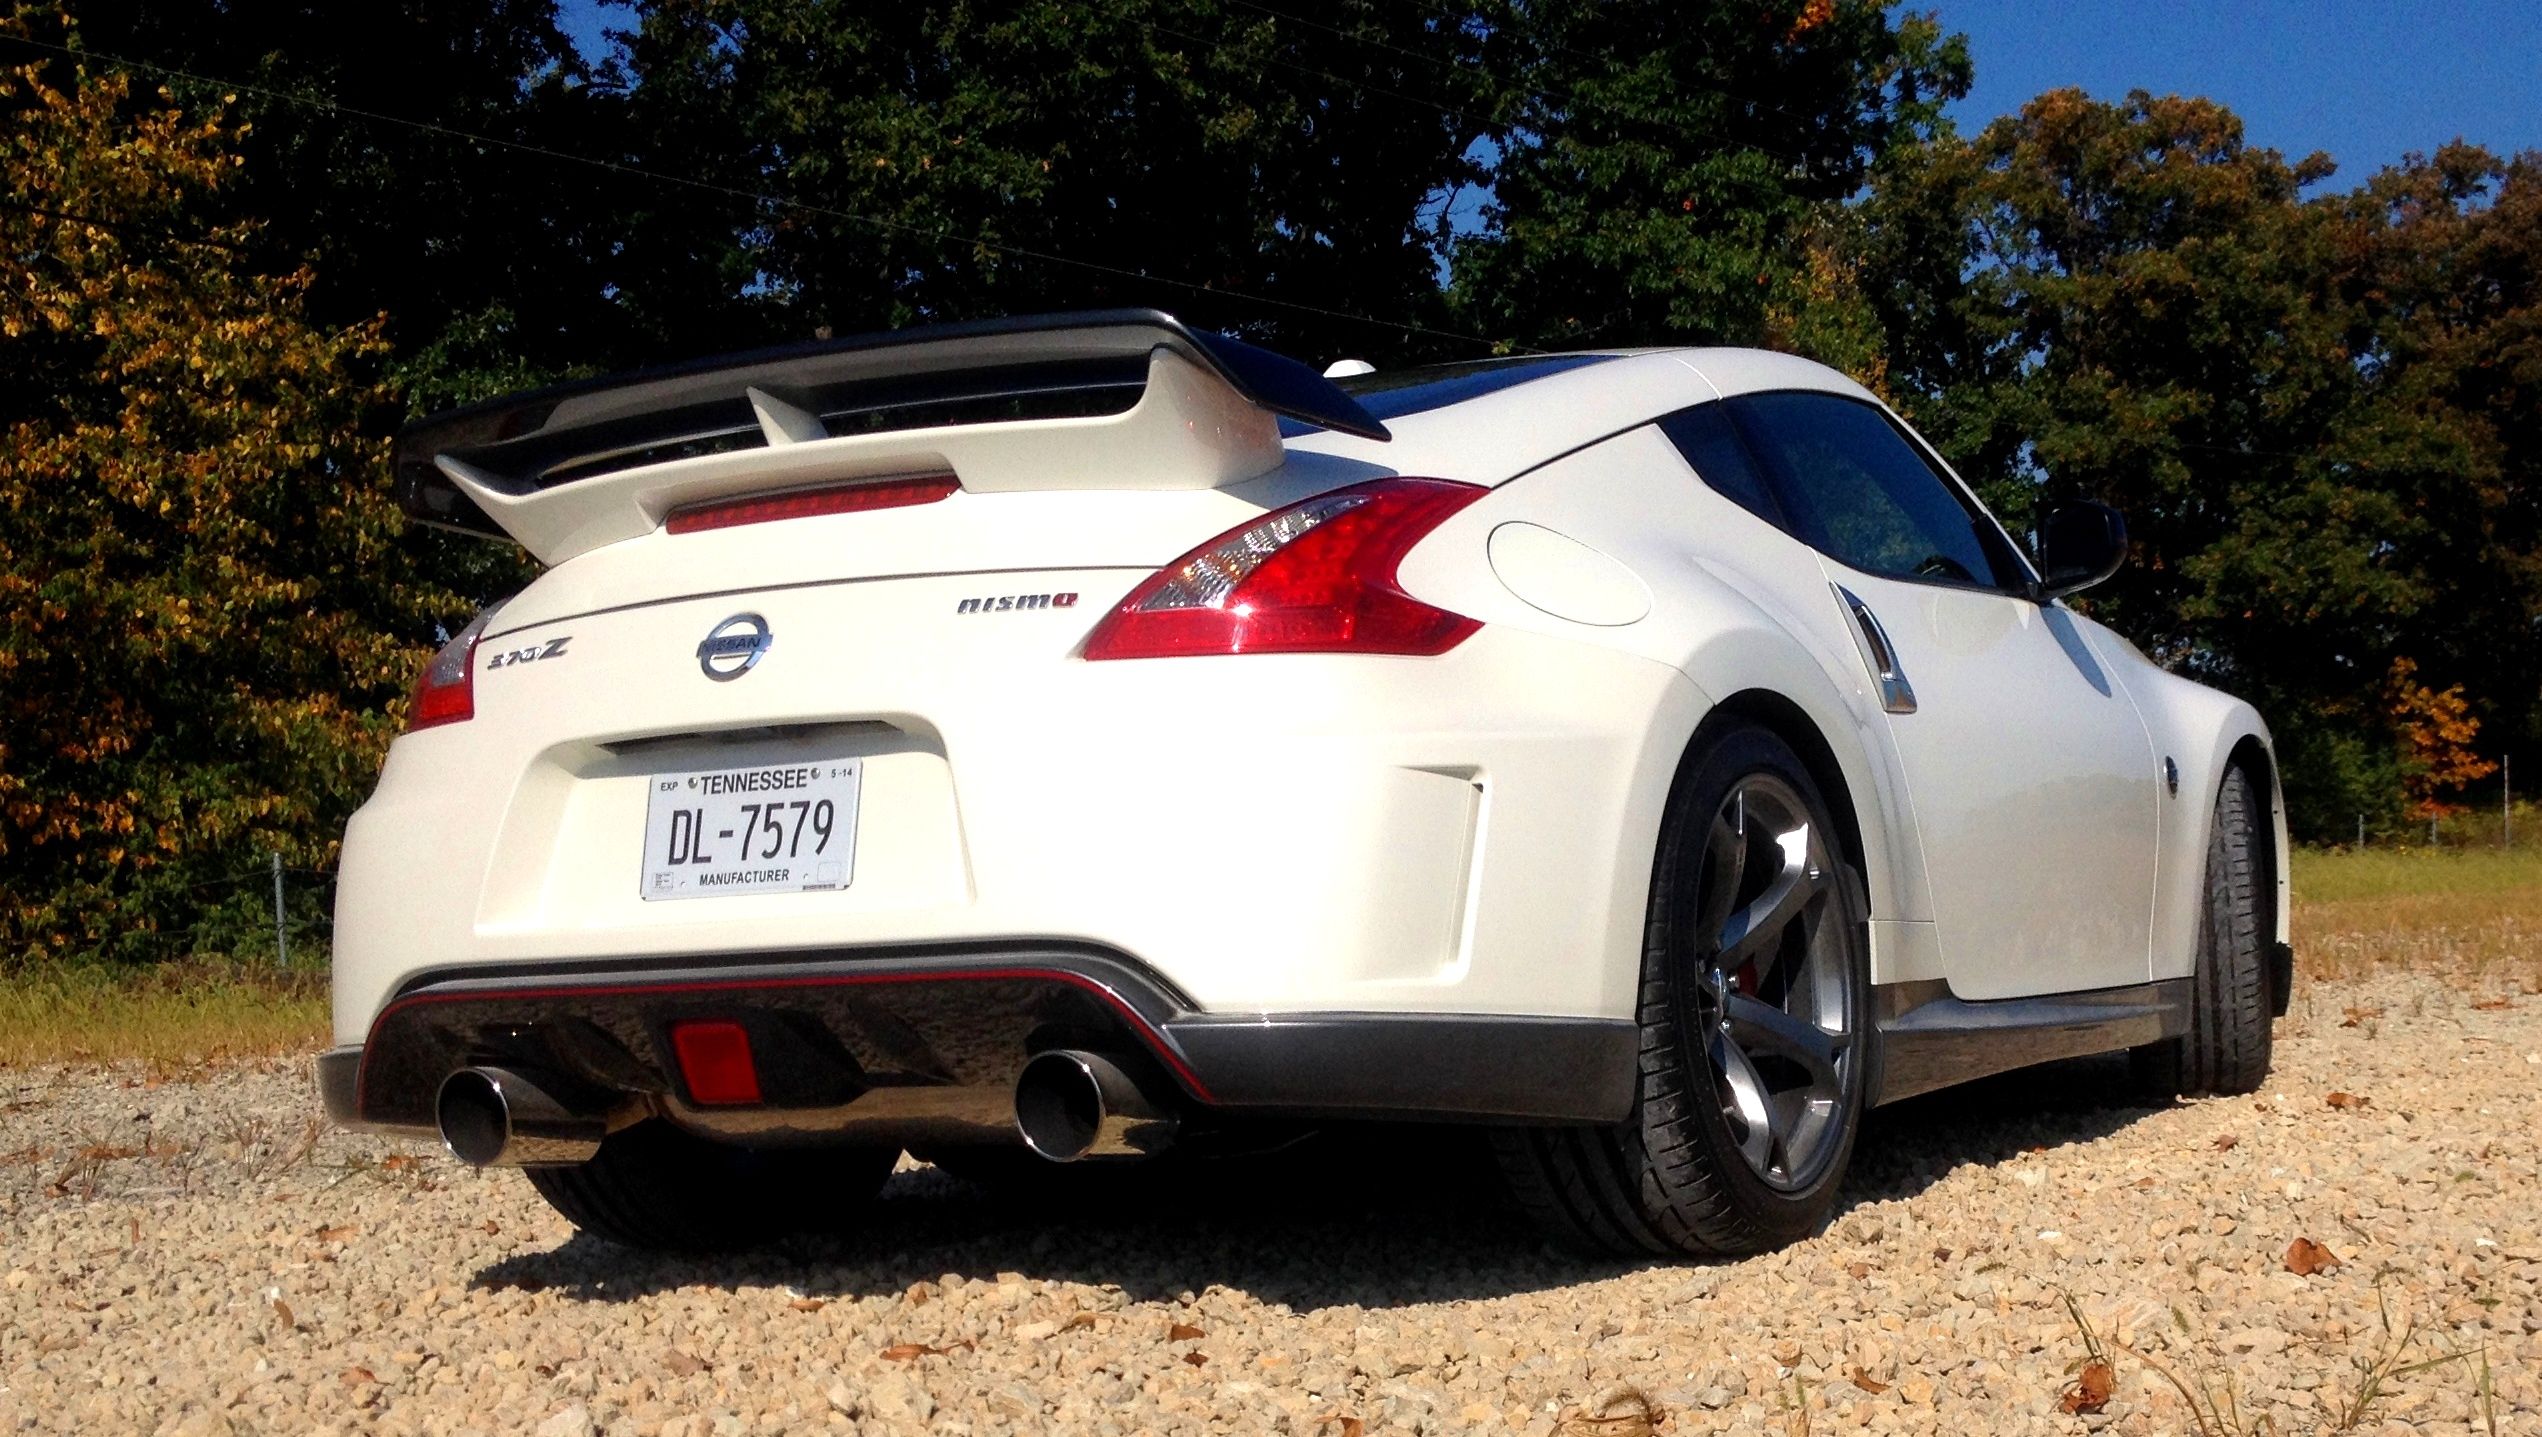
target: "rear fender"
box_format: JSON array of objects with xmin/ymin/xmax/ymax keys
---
[
  {"xmin": 2077, "ymin": 618, "xmax": 2289, "ymax": 976},
  {"xmin": 1396, "ymin": 425, "xmax": 1936, "ymax": 979}
]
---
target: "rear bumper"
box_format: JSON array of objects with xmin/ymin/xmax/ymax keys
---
[
  {"xmin": 331, "ymin": 618, "xmax": 1706, "ymax": 1050},
  {"xmin": 320, "ymin": 943, "xmax": 1638, "ymax": 1140}
]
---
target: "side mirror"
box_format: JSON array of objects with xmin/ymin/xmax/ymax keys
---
[{"xmin": 2033, "ymin": 500, "xmax": 2127, "ymax": 600}]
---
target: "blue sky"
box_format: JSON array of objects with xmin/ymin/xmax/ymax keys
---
[
  {"xmin": 1942, "ymin": 0, "xmax": 2542, "ymax": 179},
  {"xmin": 558, "ymin": 1, "xmax": 2541, "ymax": 183}
]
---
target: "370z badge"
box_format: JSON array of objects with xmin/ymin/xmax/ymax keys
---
[{"xmin": 484, "ymin": 635, "xmax": 570, "ymax": 669}]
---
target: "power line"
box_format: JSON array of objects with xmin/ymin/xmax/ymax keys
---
[
  {"xmin": 0, "ymin": 32, "xmax": 1516, "ymax": 353},
  {"xmin": 1372, "ymin": 0, "xmax": 1810, "ymax": 130},
  {"xmin": 1224, "ymin": 0, "xmax": 1819, "ymax": 171}
]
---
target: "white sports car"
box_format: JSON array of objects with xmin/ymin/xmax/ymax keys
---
[{"xmin": 321, "ymin": 311, "xmax": 2289, "ymax": 1256}]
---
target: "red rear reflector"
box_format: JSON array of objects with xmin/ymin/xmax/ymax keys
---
[
  {"xmin": 669, "ymin": 1020, "xmax": 763, "ymax": 1105},
  {"xmin": 1082, "ymin": 477, "xmax": 1487, "ymax": 660},
  {"xmin": 666, "ymin": 475, "xmax": 958, "ymax": 534}
]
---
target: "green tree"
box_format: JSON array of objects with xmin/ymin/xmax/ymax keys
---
[
  {"xmin": 0, "ymin": 53, "xmax": 457, "ymax": 960},
  {"xmin": 617, "ymin": 0, "xmax": 1498, "ymax": 362},
  {"xmin": 44, "ymin": 0, "xmax": 660, "ymax": 391},
  {"xmin": 1452, "ymin": 0, "xmax": 1968, "ymax": 351},
  {"xmin": 2321, "ymin": 146, "xmax": 2542, "ymax": 769},
  {"xmin": 1852, "ymin": 89, "xmax": 2540, "ymax": 838}
]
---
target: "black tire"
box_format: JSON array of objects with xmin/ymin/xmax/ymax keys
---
[
  {"xmin": 2133, "ymin": 765, "xmax": 2274, "ymax": 1099},
  {"xmin": 1496, "ymin": 721, "xmax": 1871, "ymax": 1257},
  {"xmin": 526, "ymin": 1120, "xmax": 897, "ymax": 1251}
]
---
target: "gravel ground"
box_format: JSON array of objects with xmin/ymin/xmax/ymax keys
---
[{"xmin": 2, "ymin": 972, "xmax": 2536, "ymax": 1437}]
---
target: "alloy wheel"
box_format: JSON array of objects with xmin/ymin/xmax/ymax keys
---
[{"xmin": 1682, "ymin": 774, "xmax": 1856, "ymax": 1192}]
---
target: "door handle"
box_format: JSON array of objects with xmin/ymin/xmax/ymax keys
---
[{"xmin": 1834, "ymin": 584, "xmax": 1917, "ymax": 714}]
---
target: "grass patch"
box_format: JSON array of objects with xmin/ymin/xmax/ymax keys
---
[
  {"xmin": 2293, "ymin": 844, "xmax": 2542, "ymax": 903},
  {"xmin": 0, "ymin": 958, "xmax": 327, "ymax": 1068},
  {"xmin": 2293, "ymin": 844, "xmax": 2542, "ymax": 990}
]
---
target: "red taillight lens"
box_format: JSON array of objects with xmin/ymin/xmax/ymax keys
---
[
  {"xmin": 1082, "ymin": 478, "xmax": 1488, "ymax": 660},
  {"xmin": 407, "ymin": 608, "xmax": 497, "ymax": 731},
  {"xmin": 665, "ymin": 475, "xmax": 959, "ymax": 534},
  {"xmin": 669, "ymin": 1020, "xmax": 763, "ymax": 1105}
]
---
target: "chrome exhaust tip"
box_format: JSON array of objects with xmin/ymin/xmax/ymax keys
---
[
  {"xmin": 435, "ymin": 1067, "xmax": 604, "ymax": 1168},
  {"xmin": 1013, "ymin": 1050, "xmax": 1177, "ymax": 1162}
]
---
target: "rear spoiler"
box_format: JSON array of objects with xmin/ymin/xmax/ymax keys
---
[{"xmin": 393, "ymin": 310, "xmax": 1391, "ymax": 565}]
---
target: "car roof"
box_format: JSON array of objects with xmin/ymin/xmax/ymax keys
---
[{"xmin": 1282, "ymin": 347, "xmax": 1878, "ymax": 485}]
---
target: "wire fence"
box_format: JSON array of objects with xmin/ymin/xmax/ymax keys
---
[{"xmin": 89, "ymin": 857, "xmax": 339, "ymax": 969}]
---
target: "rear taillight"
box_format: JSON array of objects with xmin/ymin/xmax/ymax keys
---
[
  {"xmin": 407, "ymin": 608, "xmax": 498, "ymax": 731},
  {"xmin": 1081, "ymin": 477, "xmax": 1487, "ymax": 660},
  {"xmin": 665, "ymin": 475, "xmax": 958, "ymax": 534}
]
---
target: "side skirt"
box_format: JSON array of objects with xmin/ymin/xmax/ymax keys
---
[{"xmin": 1869, "ymin": 978, "xmax": 2191, "ymax": 1107}]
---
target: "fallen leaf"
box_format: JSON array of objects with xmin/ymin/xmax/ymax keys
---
[
  {"xmin": 2059, "ymin": 1359, "xmax": 2114, "ymax": 1415},
  {"xmin": 1167, "ymin": 1322, "xmax": 1205, "ymax": 1342},
  {"xmin": 2213, "ymin": 1134, "xmax": 2239, "ymax": 1151},
  {"xmin": 1848, "ymin": 1366, "xmax": 1890, "ymax": 1394},
  {"xmin": 1556, "ymin": 1384, "xmax": 1664, "ymax": 1434},
  {"xmin": 128, "ymin": 1217, "xmax": 140, "ymax": 1248},
  {"xmin": 2472, "ymin": 997, "xmax": 2512, "ymax": 1011},
  {"xmin": 313, "ymin": 1224, "xmax": 355, "ymax": 1243},
  {"xmin": 1846, "ymin": 1261, "xmax": 1872, "ymax": 1280},
  {"xmin": 272, "ymin": 1299, "xmax": 295, "ymax": 1331},
  {"xmin": 380, "ymin": 1154, "xmax": 414, "ymax": 1172},
  {"xmin": 880, "ymin": 1340, "xmax": 970, "ymax": 1361},
  {"xmin": 1316, "ymin": 1415, "xmax": 1365, "ymax": 1437},
  {"xmin": 481, "ymin": 1220, "xmax": 500, "ymax": 1235},
  {"xmin": 1182, "ymin": 1350, "xmax": 1208, "ymax": 1367},
  {"xmin": 2284, "ymin": 1237, "xmax": 2342, "ymax": 1276},
  {"xmin": 2325, "ymin": 1091, "xmax": 2369, "ymax": 1110},
  {"xmin": 664, "ymin": 1349, "xmax": 705, "ymax": 1377},
  {"xmin": 2133, "ymin": 1176, "xmax": 2158, "ymax": 1189},
  {"xmin": 2340, "ymin": 1005, "xmax": 2383, "ymax": 1027},
  {"xmin": 338, "ymin": 1366, "xmax": 376, "ymax": 1387},
  {"xmin": 790, "ymin": 1298, "xmax": 828, "ymax": 1313}
]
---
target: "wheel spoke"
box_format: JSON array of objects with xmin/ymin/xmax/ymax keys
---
[
  {"xmin": 1695, "ymin": 805, "xmax": 1748, "ymax": 952},
  {"xmin": 1726, "ymin": 992, "xmax": 1844, "ymax": 1095},
  {"xmin": 1717, "ymin": 825, "xmax": 1821, "ymax": 973},
  {"xmin": 1768, "ymin": 1090, "xmax": 1833, "ymax": 1176},
  {"xmin": 1713, "ymin": 1033, "xmax": 1776, "ymax": 1171}
]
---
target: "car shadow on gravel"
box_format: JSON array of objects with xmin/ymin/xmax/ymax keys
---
[
  {"xmin": 468, "ymin": 1054, "xmax": 2169, "ymax": 1311},
  {"xmin": 1847, "ymin": 1051, "xmax": 2163, "ymax": 1203}
]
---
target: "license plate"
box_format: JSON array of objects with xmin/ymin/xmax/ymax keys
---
[{"xmin": 640, "ymin": 759, "xmax": 861, "ymax": 900}]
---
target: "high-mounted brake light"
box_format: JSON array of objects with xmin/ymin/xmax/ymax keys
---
[
  {"xmin": 407, "ymin": 607, "xmax": 499, "ymax": 731},
  {"xmin": 1081, "ymin": 477, "xmax": 1487, "ymax": 660},
  {"xmin": 665, "ymin": 475, "xmax": 958, "ymax": 533}
]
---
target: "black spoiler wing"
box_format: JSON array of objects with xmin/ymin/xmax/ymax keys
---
[{"xmin": 394, "ymin": 309, "xmax": 1390, "ymax": 542}]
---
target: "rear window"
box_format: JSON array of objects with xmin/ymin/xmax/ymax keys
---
[{"xmin": 1281, "ymin": 354, "xmax": 1618, "ymax": 434}]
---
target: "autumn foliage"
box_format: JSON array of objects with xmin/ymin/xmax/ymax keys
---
[{"xmin": 0, "ymin": 55, "xmax": 455, "ymax": 960}]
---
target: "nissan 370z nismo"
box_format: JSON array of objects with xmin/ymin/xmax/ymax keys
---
[{"xmin": 320, "ymin": 311, "xmax": 2290, "ymax": 1256}]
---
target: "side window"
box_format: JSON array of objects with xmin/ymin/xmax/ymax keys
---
[
  {"xmin": 1728, "ymin": 391, "xmax": 2026, "ymax": 591},
  {"xmin": 1657, "ymin": 403, "xmax": 1782, "ymax": 528}
]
